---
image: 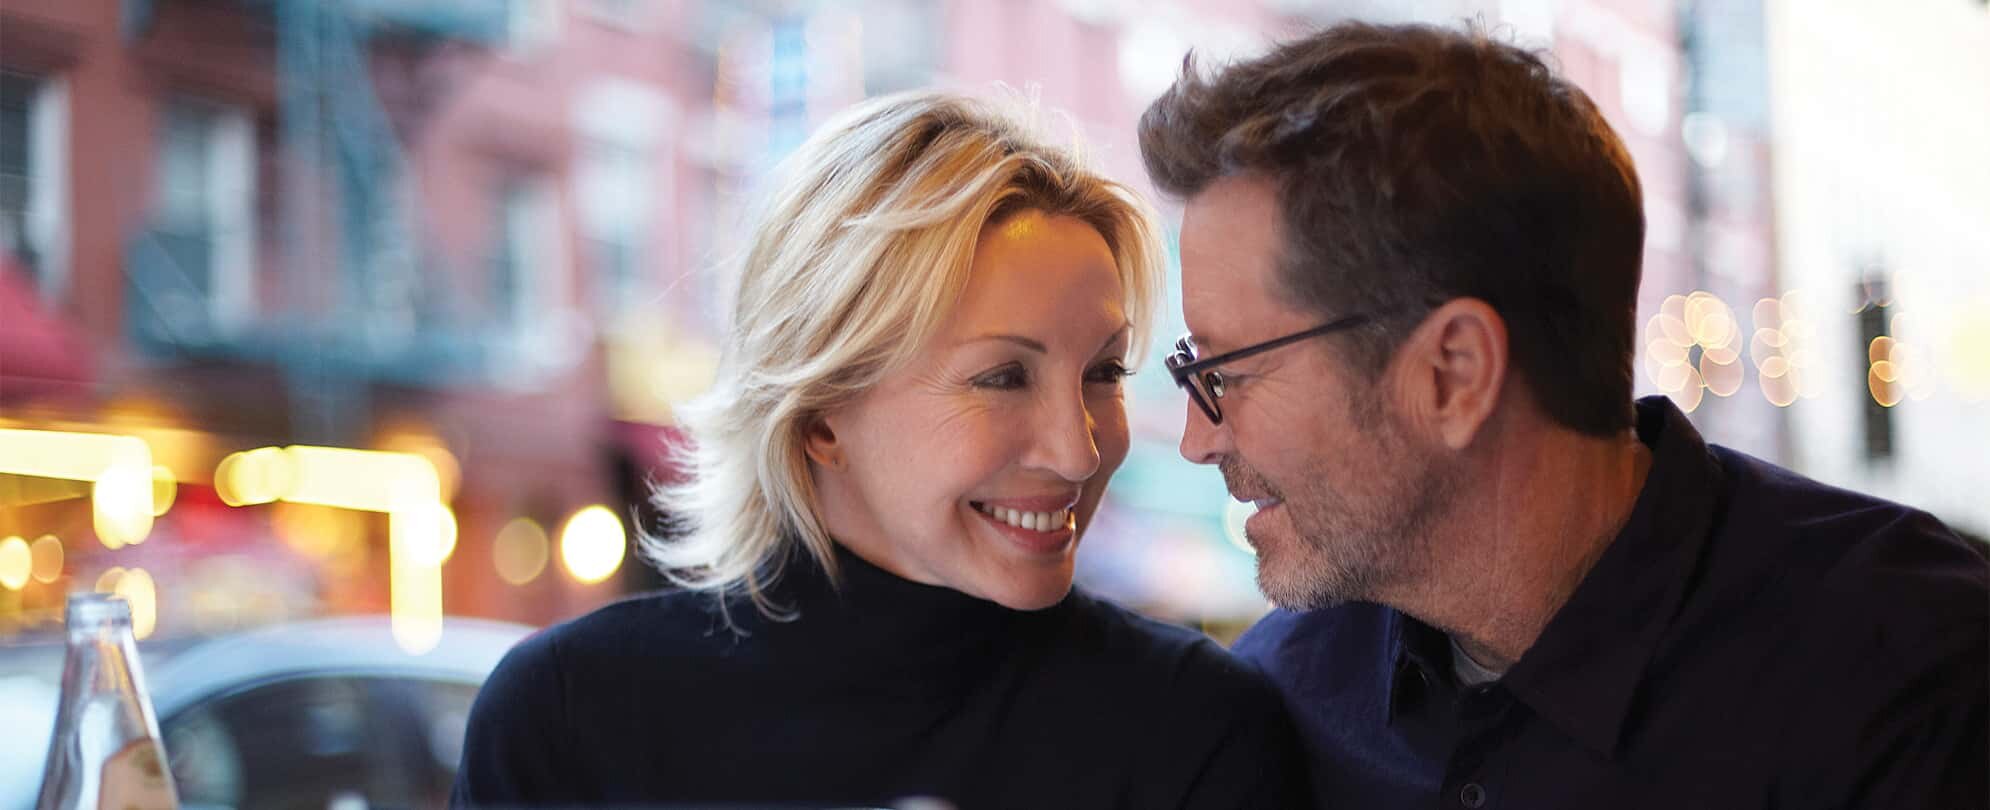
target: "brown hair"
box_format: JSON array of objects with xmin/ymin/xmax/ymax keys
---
[{"xmin": 1139, "ymin": 21, "xmax": 1645, "ymax": 435}]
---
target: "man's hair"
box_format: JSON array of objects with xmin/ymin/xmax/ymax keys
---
[{"xmin": 1139, "ymin": 21, "xmax": 1645, "ymax": 435}]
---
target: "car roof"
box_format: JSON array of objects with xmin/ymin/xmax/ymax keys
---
[{"xmin": 150, "ymin": 615, "xmax": 534, "ymax": 716}]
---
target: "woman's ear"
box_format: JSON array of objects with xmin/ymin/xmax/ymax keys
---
[{"xmin": 803, "ymin": 413, "xmax": 842, "ymax": 469}]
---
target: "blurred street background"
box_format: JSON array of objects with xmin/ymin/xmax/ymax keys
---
[{"xmin": 0, "ymin": 1, "xmax": 1986, "ymax": 800}]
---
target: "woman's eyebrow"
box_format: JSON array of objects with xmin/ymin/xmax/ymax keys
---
[
  {"xmin": 961, "ymin": 334, "xmax": 1047, "ymax": 353},
  {"xmin": 960, "ymin": 324, "xmax": 1131, "ymax": 355}
]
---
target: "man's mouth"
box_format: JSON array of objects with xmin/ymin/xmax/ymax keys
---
[{"xmin": 1234, "ymin": 495, "xmax": 1282, "ymax": 511}]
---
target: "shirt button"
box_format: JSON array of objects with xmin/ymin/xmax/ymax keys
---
[{"xmin": 1460, "ymin": 783, "xmax": 1487, "ymax": 808}]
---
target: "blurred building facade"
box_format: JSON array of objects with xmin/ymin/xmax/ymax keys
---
[
  {"xmin": 1759, "ymin": 0, "xmax": 1990, "ymax": 538},
  {"xmin": 2, "ymin": 0, "xmax": 1980, "ymax": 644},
  {"xmin": 0, "ymin": 0, "xmax": 722, "ymax": 635}
]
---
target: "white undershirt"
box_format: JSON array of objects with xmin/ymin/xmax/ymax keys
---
[{"xmin": 1449, "ymin": 635, "xmax": 1506, "ymax": 687}]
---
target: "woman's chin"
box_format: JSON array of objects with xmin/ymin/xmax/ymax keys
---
[{"xmin": 980, "ymin": 568, "xmax": 1076, "ymax": 611}]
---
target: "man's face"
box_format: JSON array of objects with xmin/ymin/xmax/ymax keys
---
[{"xmin": 1177, "ymin": 175, "xmax": 1457, "ymax": 610}]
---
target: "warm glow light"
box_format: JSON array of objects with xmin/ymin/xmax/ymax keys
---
[
  {"xmin": 1702, "ymin": 342, "xmax": 1740, "ymax": 366},
  {"xmin": 216, "ymin": 445, "xmax": 454, "ymax": 650},
  {"xmin": 1647, "ymin": 338, "xmax": 1688, "ymax": 368},
  {"xmin": 1657, "ymin": 312, "xmax": 1693, "ymax": 348},
  {"xmin": 1760, "ymin": 368, "xmax": 1798, "ymax": 407},
  {"xmin": 494, "ymin": 518, "xmax": 551, "ymax": 585},
  {"xmin": 151, "ymin": 465, "xmax": 177, "ymax": 516},
  {"xmin": 379, "ymin": 433, "xmax": 462, "ymax": 500},
  {"xmin": 1868, "ymin": 336, "xmax": 1896, "ymax": 366},
  {"xmin": 95, "ymin": 566, "xmax": 126, "ymax": 594},
  {"xmin": 215, "ymin": 446, "xmax": 295, "ymax": 506},
  {"xmin": 0, "ymin": 537, "xmax": 29, "ymax": 590},
  {"xmin": 1656, "ymin": 361, "xmax": 1692, "ymax": 393},
  {"xmin": 389, "ymin": 518, "xmax": 444, "ymax": 655},
  {"xmin": 275, "ymin": 446, "xmax": 441, "ymax": 512},
  {"xmin": 29, "ymin": 535, "xmax": 62, "ymax": 584},
  {"xmin": 116, "ymin": 568, "xmax": 159, "ymax": 640},
  {"xmin": 1872, "ymin": 359, "xmax": 1900, "ymax": 384},
  {"xmin": 1869, "ymin": 368, "xmax": 1903, "ymax": 407},
  {"xmin": 274, "ymin": 502, "xmax": 356, "ymax": 559},
  {"xmin": 1703, "ymin": 354, "xmax": 1744, "ymax": 397},
  {"xmin": 1752, "ymin": 298, "xmax": 1783, "ymax": 330},
  {"xmin": 561, "ymin": 505, "xmax": 627, "ymax": 585},
  {"xmin": 0, "ymin": 429, "xmax": 157, "ymax": 547},
  {"xmin": 392, "ymin": 502, "xmax": 458, "ymax": 567},
  {"xmin": 93, "ymin": 460, "xmax": 155, "ymax": 549},
  {"xmin": 1751, "ymin": 328, "xmax": 1787, "ymax": 364},
  {"xmin": 1674, "ymin": 367, "xmax": 1706, "ymax": 413}
]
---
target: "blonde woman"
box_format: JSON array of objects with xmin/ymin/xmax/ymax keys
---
[{"xmin": 452, "ymin": 91, "xmax": 1305, "ymax": 809}]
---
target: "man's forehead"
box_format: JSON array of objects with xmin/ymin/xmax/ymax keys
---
[{"xmin": 1179, "ymin": 175, "xmax": 1287, "ymax": 344}]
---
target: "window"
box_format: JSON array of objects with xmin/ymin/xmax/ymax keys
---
[
  {"xmin": 162, "ymin": 675, "xmax": 479, "ymax": 810},
  {"xmin": 1856, "ymin": 275, "xmax": 1895, "ymax": 463},
  {"xmin": 488, "ymin": 175, "xmax": 568, "ymax": 369},
  {"xmin": 0, "ymin": 70, "xmax": 68, "ymax": 298},
  {"xmin": 573, "ymin": 79, "xmax": 671, "ymax": 318},
  {"xmin": 152, "ymin": 97, "xmax": 256, "ymax": 330}
]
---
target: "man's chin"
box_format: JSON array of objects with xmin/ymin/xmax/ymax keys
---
[{"xmin": 1256, "ymin": 556, "xmax": 1357, "ymax": 612}]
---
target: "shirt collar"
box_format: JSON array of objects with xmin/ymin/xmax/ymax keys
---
[
  {"xmin": 1382, "ymin": 397, "xmax": 1724, "ymax": 756},
  {"xmin": 1500, "ymin": 396, "xmax": 1724, "ymax": 757}
]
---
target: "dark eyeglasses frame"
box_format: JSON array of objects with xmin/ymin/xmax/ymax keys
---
[{"xmin": 1164, "ymin": 313, "xmax": 1375, "ymax": 425}]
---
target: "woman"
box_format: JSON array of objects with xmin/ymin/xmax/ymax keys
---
[{"xmin": 452, "ymin": 91, "xmax": 1305, "ymax": 809}]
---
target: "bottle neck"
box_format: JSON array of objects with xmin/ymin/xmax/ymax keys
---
[{"xmin": 65, "ymin": 593, "xmax": 133, "ymax": 635}]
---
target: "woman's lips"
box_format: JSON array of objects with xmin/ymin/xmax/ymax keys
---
[{"xmin": 970, "ymin": 501, "xmax": 1077, "ymax": 554}]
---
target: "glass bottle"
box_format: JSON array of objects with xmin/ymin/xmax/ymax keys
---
[{"xmin": 36, "ymin": 592, "xmax": 180, "ymax": 810}]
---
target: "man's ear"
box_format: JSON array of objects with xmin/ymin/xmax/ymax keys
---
[{"xmin": 1393, "ymin": 298, "xmax": 1508, "ymax": 450}]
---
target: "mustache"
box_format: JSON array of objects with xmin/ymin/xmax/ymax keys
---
[{"xmin": 1219, "ymin": 459, "xmax": 1281, "ymax": 501}]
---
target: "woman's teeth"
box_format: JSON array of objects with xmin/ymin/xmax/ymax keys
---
[{"xmin": 974, "ymin": 502, "xmax": 1073, "ymax": 532}]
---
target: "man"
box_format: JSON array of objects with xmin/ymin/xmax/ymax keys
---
[{"xmin": 1139, "ymin": 20, "xmax": 1987, "ymax": 809}]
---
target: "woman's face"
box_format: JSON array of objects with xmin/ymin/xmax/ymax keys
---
[{"xmin": 810, "ymin": 211, "xmax": 1132, "ymax": 610}]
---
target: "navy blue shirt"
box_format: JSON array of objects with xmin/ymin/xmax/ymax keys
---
[{"xmin": 1235, "ymin": 396, "xmax": 1988, "ymax": 809}]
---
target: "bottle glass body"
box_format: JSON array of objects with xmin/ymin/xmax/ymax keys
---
[{"xmin": 36, "ymin": 592, "xmax": 180, "ymax": 810}]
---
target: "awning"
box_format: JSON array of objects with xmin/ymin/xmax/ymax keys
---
[{"xmin": 0, "ymin": 260, "xmax": 94, "ymax": 405}]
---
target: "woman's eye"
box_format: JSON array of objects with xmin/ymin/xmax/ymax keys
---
[
  {"xmin": 1086, "ymin": 360, "xmax": 1132, "ymax": 385},
  {"xmin": 971, "ymin": 365, "xmax": 1028, "ymax": 390}
]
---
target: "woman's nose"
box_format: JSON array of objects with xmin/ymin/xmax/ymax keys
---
[{"xmin": 1029, "ymin": 390, "xmax": 1103, "ymax": 483}]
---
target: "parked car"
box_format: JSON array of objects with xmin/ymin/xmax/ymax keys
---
[{"xmin": 1, "ymin": 616, "xmax": 531, "ymax": 810}]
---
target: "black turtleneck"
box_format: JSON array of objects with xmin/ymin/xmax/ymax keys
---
[{"xmin": 450, "ymin": 547, "xmax": 1306, "ymax": 809}]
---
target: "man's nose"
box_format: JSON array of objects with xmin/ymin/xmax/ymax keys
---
[{"xmin": 1179, "ymin": 397, "xmax": 1228, "ymax": 466}]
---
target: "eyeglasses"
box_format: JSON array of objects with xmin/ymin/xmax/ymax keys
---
[{"xmin": 1164, "ymin": 313, "xmax": 1375, "ymax": 425}]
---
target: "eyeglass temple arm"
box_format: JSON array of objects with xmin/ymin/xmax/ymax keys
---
[{"xmin": 1172, "ymin": 313, "xmax": 1374, "ymax": 376}]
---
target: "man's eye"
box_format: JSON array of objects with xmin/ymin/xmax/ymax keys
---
[
  {"xmin": 971, "ymin": 365, "xmax": 1028, "ymax": 390},
  {"xmin": 1086, "ymin": 360, "xmax": 1133, "ymax": 385}
]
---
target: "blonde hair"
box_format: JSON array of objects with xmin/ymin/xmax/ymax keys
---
[{"xmin": 643, "ymin": 90, "xmax": 1166, "ymax": 616}]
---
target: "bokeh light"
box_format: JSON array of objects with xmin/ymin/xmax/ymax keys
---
[
  {"xmin": 93, "ymin": 459, "xmax": 155, "ymax": 549},
  {"xmin": 0, "ymin": 537, "xmax": 29, "ymax": 591},
  {"xmin": 29, "ymin": 535, "xmax": 63, "ymax": 584},
  {"xmin": 392, "ymin": 502, "xmax": 459, "ymax": 568},
  {"xmin": 95, "ymin": 566, "xmax": 127, "ymax": 595},
  {"xmin": 494, "ymin": 517, "xmax": 551, "ymax": 585},
  {"xmin": 151, "ymin": 464, "xmax": 177, "ymax": 516},
  {"xmin": 215, "ymin": 446, "xmax": 296, "ymax": 507},
  {"xmin": 561, "ymin": 505, "xmax": 627, "ymax": 585},
  {"xmin": 114, "ymin": 567, "xmax": 159, "ymax": 639}
]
